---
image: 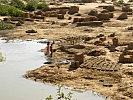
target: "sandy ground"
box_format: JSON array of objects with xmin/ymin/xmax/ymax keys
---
[{"xmin": 0, "ymin": 1, "xmax": 133, "ymax": 100}]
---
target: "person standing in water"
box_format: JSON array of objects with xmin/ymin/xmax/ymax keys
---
[
  {"xmin": 50, "ymin": 43, "xmax": 53, "ymax": 57},
  {"xmin": 46, "ymin": 41, "xmax": 50, "ymax": 56}
]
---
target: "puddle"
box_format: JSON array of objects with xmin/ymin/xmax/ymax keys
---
[{"xmin": 0, "ymin": 39, "xmax": 105, "ymax": 100}]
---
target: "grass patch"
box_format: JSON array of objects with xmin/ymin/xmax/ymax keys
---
[
  {"xmin": 0, "ymin": 22, "xmax": 15, "ymax": 30},
  {"xmin": 10, "ymin": 0, "xmax": 25, "ymax": 10},
  {"xmin": 26, "ymin": 1, "xmax": 48, "ymax": 11},
  {"xmin": 25, "ymin": 1, "xmax": 37, "ymax": 11},
  {"xmin": 0, "ymin": 4, "xmax": 23, "ymax": 17},
  {"xmin": 37, "ymin": 2, "xmax": 48, "ymax": 9}
]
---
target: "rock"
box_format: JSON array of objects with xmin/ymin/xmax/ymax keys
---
[
  {"xmin": 26, "ymin": 29, "xmax": 37, "ymax": 33},
  {"xmin": 3, "ymin": 17, "xmax": 11, "ymax": 22},
  {"xmin": 119, "ymin": 55, "xmax": 133, "ymax": 63},
  {"xmin": 11, "ymin": 17, "xmax": 24, "ymax": 24},
  {"xmin": 29, "ymin": 13, "xmax": 34, "ymax": 18},
  {"xmin": 34, "ymin": 10, "xmax": 43, "ymax": 15},
  {"xmin": 58, "ymin": 9, "xmax": 67, "ymax": 14},
  {"xmin": 127, "ymin": 26, "xmax": 133, "ymax": 30},
  {"xmin": 33, "ymin": 15, "xmax": 45, "ymax": 19},
  {"xmin": 127, "ymin": 12, "xmax": 133, "ymax": 15},
  {"xmin": 97, "ymin": 33, "xmax": 104, "ymax": 38},
  {"xmin": 112, "ymin": 38, "xmax": 119, "ymax": 46},
  {"xmin": 84, "ymin": 36, "xmax": 91, "ymax": 41},
  {"xmin": 83, "ymin": 29, "xmax": 94, "ymax": 32},
  {"xmin": 73, "ymin": 16, "xmax": 98, "ymax": 23},
  {"xmin": 122, "ymin": 6, "xmax": 132, "ymax": 12},
  {"xmin": 11, "ymin": 17, "xmax": 24, "ymax": 21},
  {"xmin": 44, "ymin": 11, "xmax": 58, "ymax": 17},
  {"xmin": 72, "ymin": 44, "xmax": 85, "ymax": 49},
  {"xmin": 60, "ymin": 22, "xmax": 68, "ymax": 26},
  {"xmin": 109, "ymin": 45, "xmax": 116, "ymax": 52},
  {"xmin": 88, "ymin": 49, "xmax": 106, "ymax": 56},
  {"xmin": 117, "ymin": 13, "xmax": 127, "ymax": 20},
  {"xmin": 119, "ymin": 42, "xmax": 133, "ymax": 63},
  {"xmin": 76, "ymin": 21, "xmax": 103, "ymax": 26},
  {"xmin": 74, "ymin": 53, "xmax": 84, "ymax": 64},
  {"xmin": 127, "ymin": 42, "xmax": 133, "ymax": 50},
  {"xmin": 103, "ymin": 5, "xmax": 115, "ymax": 12},
  {"xmin": 68, "ymin": 6, "xmax": 79, "ymax": 14},
  {"xmin": 88, "ymin": 9, "xmax": 98, "ymax": 16},
  {"xmin": 108, "ymin": 33, "xmax": 115, "ymax": 37},
  {"xmin": 108, "ymin": 12, "xmax": 114, "ymax": 18},
  {"xmin": 101, "ymin": 9, "xmax": 109, "ymax": 13},
  {"xmin": 16, "ymin": 21, "xmax": 22, "ymax": 26},
  {"xmin": 97, "ymin": 13, "xmax": 110, "ymax": 20},
  {"xmin": 68, "ymin": 17, "xmax": 72, "ymax": 20},
  {"xmin": 23, "ymin": 12, "xmax": 30, "ymax": 18},
  {"xmin": 24, "ymin": 18, "xmax": 34, "ymax": 21},
  {"xmin": 100, "ymin": 37, "xmax": 106, "ymax": 42},
  {"xmin": 74, "ymin": 13, "xmax": 81, "ymax": 16},
  {"xmin": 103, "ymin": 83, "xmax": 113, "ymax": 87},
  {"xmin": 57, "ymin": 14, "xmax": 64, "ymax": 19},
  {"xmin": 94, "ymin": 40, "xmax": 102, "ymax": 46},
  {"xmin": 9, "ymin": 21, "xmax": 22, "ymax": 26}
]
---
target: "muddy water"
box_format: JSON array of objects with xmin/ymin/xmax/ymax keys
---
[{"xmin": 0, "ymin": 39, "xmax": 105, "ymax": 100}]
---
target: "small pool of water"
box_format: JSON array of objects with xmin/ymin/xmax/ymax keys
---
[{"xmin": 0, "ymin": 39, "xmax": 105, "ymax": 100}]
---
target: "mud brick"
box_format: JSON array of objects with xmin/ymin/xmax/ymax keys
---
[{"xmin": 74, "ymin": 53, "xmax": 84, "ymax": 64}]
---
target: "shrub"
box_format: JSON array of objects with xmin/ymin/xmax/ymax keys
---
[
  {"xmin": 0, "ymin": 22, "xmax": 15, "ymax": 30},
  {"xmin": 0, "ymin": 4, "xmax": 23, "ymax": 17},
  {"xmin": 0, "ymin": 5, "xmax": 9, "ymax": 16},
  {"xmin": 8, "ymin": 6, "xmax": 23, "ymax": 17},
  {"xmin": 117, "ymin": 0, "xmax": 125, "ymax": 4},
  {"xmin": 45, "ymin": 85, "xmax": 73, "ymax": 100},
  {"xmin": 10, "ymin": 0, "xmax": 25, "ymax": 10},
  {"xmin": 25, "ymin": 1, "xmax": 37, "ymax": 11},
  {"xmin": 37, "ymin": 2, "xmax": 48, "ymax": 9}
]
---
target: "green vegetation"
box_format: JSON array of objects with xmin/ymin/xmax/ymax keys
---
[
  {"xmin": 10, "ymin": 0, "xmax": 25, "ymax": 10},
  {"xmin": 0, "ymin": 0, "xmax": 48, "ymax": 12},
  {"xmin": 0, "ymin": 22, "xmax": 15, "ymax": 30},
  {"xmin": 0, "ymin": 4, "xmax": 23, "ymax": 17},
  {"xmin": 37, "ymin": 2, "xmax": 48, "ymax": 9},
  {"xmin": 26, "ymin": 1, "xmax": 48, "ymax": 11},
  {"xmin": 117, "ymin": 0, "xmax": 125, "ymax": 4},
  {"xmin": 0, "ymin": 52, "xmax": 4, "ymax": 62},
  {"xmin": 46, "ymin": 85, "xmax": 74, "ymax": 100},
  {"xmin": 25, "ymin": 1, "xmax": 37, "ymax": 11}
]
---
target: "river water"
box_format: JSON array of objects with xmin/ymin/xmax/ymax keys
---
[{"xmin": 0, "ymin": 39, "xmax": 105, "ymax": 100}]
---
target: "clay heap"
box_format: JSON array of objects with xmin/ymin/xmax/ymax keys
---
[{"xmin": 119, "ymin": 42, "xmax": 133, "ymax": 63}]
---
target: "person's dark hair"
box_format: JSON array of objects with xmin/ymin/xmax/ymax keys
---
[{"xmin": 47, "ymin": 41, "xmax": 50, "ymax": 45}]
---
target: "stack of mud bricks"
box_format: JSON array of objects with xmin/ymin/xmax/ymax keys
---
[
  {"xmin": 112, "ymin": 37, "xmax": 118, "ymax": 46},
  {"xmin": 71, "ymin": 53, "xmax": 84, "ymax": 68},
  {"xmin": 119, "ymin": 42, "xmax": 133, "ymax": 63}
]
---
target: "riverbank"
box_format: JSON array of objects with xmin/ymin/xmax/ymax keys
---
[
  {"xmin": 0, "ymin": 1, "xmax": 133, "ymax": 100},
  {"xmin": 24, "ymin": 41, "xmax": 133, "ymax": 100}
]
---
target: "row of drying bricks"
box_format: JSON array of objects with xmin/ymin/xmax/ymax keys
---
[{"xmin": 80, "ymin": 57, "xmax": 122, "ymax": 71}]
